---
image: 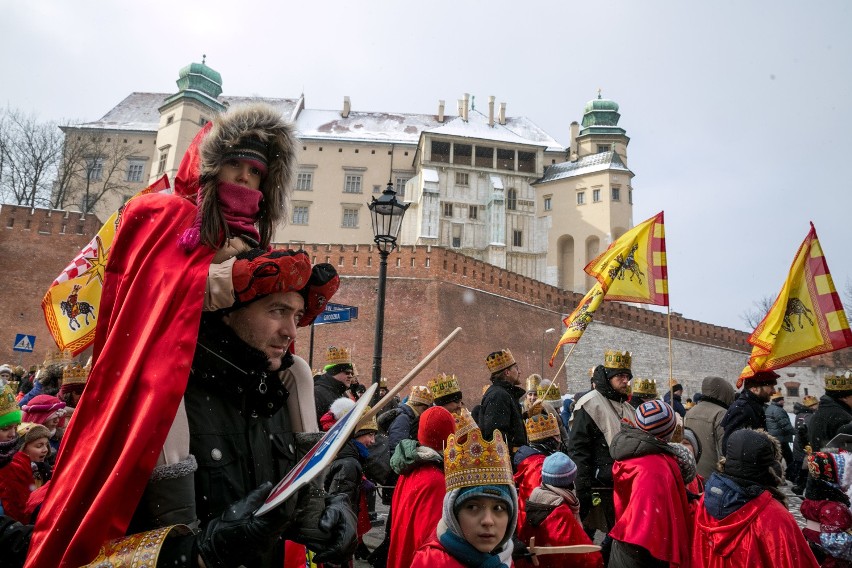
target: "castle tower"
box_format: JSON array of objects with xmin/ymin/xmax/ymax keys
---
[
  {"xmin": 150, "ymin": 57, "xmax": 226, "ymax": 183},
  {"xmin": 533, "ymin": 92, "xmax": 634, "ymax": 293}
]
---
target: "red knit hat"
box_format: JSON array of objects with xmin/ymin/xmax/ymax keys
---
[
  {"xmin": 21, "ymin": 395, "xmax": 66, "ymax": 426},
  {"xmin": 418, "ymin": 406, "xmax": 457, "ymax": 452}
]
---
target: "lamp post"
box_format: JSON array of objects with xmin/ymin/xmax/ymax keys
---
[
  {"xmin": 368, "ymin": 181, "xmax": 410, "ymax": 402},
  {"xmin": 540, "ymin": 327, "xmax": 556, "ymax": 377}
]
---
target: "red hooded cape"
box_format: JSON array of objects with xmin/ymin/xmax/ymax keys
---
[
  {"xmin": 692, "ymin": 490, "xmax": 818, "ymax": 568},
  {"xmin": 609, "ymin": 453, "xmax": 691, "ymax": 566},
  {"xmin": 514, "ymin": 452, "xmax": 544, "ymax": 528},
  {"xmin": 26, "ymin": 193, "xmax": 214, "ymax": 567},
  {"xmin": 388, "ymin": 462, "xmax": 446, "ymax": 568},
  {"xmin": 517, "ymin": 501, "xmax": 603, "ymax": 568}
]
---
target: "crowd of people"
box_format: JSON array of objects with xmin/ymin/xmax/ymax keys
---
[{"xmin": 0, "ymin": 101, "xmax": 850, "ymax": 568}]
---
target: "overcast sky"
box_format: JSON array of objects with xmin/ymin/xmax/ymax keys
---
[{"xmin": 3, "ymin": 1, "xmax": 851, "ymax": 333}]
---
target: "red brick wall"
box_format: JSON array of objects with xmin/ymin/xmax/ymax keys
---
[{"xmin": 0, "ymin": 205, "xmax": 101, "ymax": 367}]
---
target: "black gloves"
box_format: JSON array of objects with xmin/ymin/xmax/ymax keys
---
[
  {"xmin": 196, "ymin": 482, "xmax": 292, "ymax": 568},
  {"xmin": 293, "ymin": 493, "xmax": 358, "ymax": 564},
  {"xmin": 0, "ymin": 516, "xmax": 31, "ymax": 568}
]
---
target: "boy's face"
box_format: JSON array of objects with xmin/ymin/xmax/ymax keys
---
[
  {"xmin": 456, "ymin": 496, "xmax": 510, "ymax": 553},
  {"xmin": 23, "ymin": 437, "xmax": 50, "ymax": 462},
  {"xmin": 356, "ymin": 432, "xmax": 376, "ymax": 448},
  {"xmin": 44, "ymin": 416, "xmax": 60, "ymax": 430},
  {"xmin": 0, "ymin": 425, "xmax": 17, "ymax": 442}
]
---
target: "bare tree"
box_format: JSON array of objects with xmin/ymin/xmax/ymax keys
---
[
  {"xmin": 740, "ymin": 294, "xmax": 776, "ymax": 330},
  {"xmin": 0, "ymin": 108, "xmax": 64, "ymax": 208}
]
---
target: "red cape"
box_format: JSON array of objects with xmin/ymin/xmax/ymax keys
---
[
  {"xmin": 27, "ymin": 193, "xmax": 214, "ymax": 567},
  {"xmin": 517, "ymin": 501, "xmax": 602, "ymax": 568},
  {"xmin": 609, "ymin": 453, "xmax": 691, "ymax": 566},
  {"xmin": 692, "ymin": 490, "xmax": 819, "ymax": 568},
  {"xmin": 514, "ymin": 452, "xmax": 544, "ymax": 529},
  {"xmin": 411, "ymin": 540, "xmax": 475, "ymax": 568},
  {"xmin": 388, "ymin": 462, "xmax": 446, "ymax": 568}
]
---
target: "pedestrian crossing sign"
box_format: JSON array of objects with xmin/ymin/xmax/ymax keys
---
[{"xmin": 13, "ymin": 334, "xmax": 35, "ymax": 353}]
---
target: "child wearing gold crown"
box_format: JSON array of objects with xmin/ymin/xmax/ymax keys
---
[{"xmin": 412, "ymin": 428, "xmax": 518, "ymax": 568}]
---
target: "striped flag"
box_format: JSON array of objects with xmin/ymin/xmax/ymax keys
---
[
  {"xmin": 41, "ymin": 175, "xmax": 170, "ymax": 354},
  {"xmin": 739, "ymin": 223, "xmax": 852, "ymax": 384}
]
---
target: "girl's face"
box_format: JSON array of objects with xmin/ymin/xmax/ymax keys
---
[
  {"xmin": 43, "ymin": 416, "xmax": 60, "ymax": 430},
  {"xmin": 23, "ymin": 437, "xmax": 50, "ymax": 462},
  {"xmin": 217, "ymin": 158, "xmax": 262, "ymax": 190},
  {"xmin": 456, "ymin": 496, "xmax": 510, "ymax": 553},
  {"xmin": 0, "ymin": 425, "xmax": 17, "ymax": 442}
]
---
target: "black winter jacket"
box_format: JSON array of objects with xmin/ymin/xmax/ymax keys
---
[
  {"xmin": 314, "ymin": 373, "xmax": 348, "ymax": 419},
  {"xmin": 720, "ymin": 389, "xmax": 766, "ymax": 452},
  {"xmin": 809, "ymin": 395, "xmax": 852, "ymax": 452},
  {"xmin": 479, "ymin": 379, "xmax": 527, "ymax": 451}
]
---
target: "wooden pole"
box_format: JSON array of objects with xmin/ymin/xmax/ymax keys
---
[{"xmin": 361, "ymin": 327, "xmax": 462, "ymax": 421}]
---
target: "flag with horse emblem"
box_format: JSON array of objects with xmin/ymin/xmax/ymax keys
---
[
  {"xmin": 41, "ymin": 175, "xmax": 171, "ymax": 355},
  {"xmin": 550, "ymin": 281, "xmax": 605, "ymax": 365},
  {"xmin": 739, "ymin": 222, "xmax": 852, "ymax": 382},
  {"xmin": 585, "ymin": 211, "xmax": 669, "ymax": 306}
]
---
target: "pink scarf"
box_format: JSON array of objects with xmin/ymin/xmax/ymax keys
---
[{"xmin": 178, "ymin": 182, "xmax": 262, "ymax": 251}]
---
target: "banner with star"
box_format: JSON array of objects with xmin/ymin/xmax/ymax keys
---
[
  {"xmin": 41, "ymin": 175, "xmax": 170, "ymax": 354},
  {"xmin": 738, "ymin": 222, "xmax": 852, "ymax": 384}
]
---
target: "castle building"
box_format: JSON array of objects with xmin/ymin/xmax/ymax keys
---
[{"xmin": 56, "ymin": 60, "xmax": 634, "ymax": 293}]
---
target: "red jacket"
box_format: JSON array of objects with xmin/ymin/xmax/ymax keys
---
[
  {"xmin": 388, "ymin": 462, "xmax": 446, "ymax": 568},
  {"xmin": 513, "ymin": 452, "xmax": 544, "ymax": 528},
  {"xmin": 517, "ymin": 500, "xmax": 602, "ymax": 568},
  {"xmin": 610, "ymin": 453, "xmax": 691, "ymax": 567},
  {"xmin": 0, "ymin": 452, "xmax": 35, "ymax": 523},
  {"xmin": 692, "ymin": 490, "xmax": 819, "ymax": 568},
  {"xmin": 412, "ymin": 539, "xmax": 513, "ymax": 568}
]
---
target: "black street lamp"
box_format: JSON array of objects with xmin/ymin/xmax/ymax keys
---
[{"xmin": 368, "ymin": 181, "xmax": 410, "ymax": 399}]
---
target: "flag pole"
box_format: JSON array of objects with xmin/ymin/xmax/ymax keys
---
[
  {"xmin": 667, "ymin": 306, "xmax": 674, "ymax": 403},
  {"xmin": 536, "ymin": 343, "xmax": 577, "ymax": 407}
]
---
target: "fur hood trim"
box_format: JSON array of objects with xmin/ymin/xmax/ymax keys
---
[{"xmin": 329, "ymin": 397, "xmax": 356, "ymax": 420}]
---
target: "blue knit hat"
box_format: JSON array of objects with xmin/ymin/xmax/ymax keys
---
[
  {"xmin": 542, "ymin": 452, "xmax": 578, "ymax": 487},
  {"xmin": 635, "ymin": 400, "xmax": 677, "ymax": 441},
  {"xmin": 454, "ymin": 484, "xmax": 514, "ymax": 515}
]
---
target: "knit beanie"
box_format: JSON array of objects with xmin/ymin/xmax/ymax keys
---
[
  {"xmin": 454, "ymin": 484, "xmax": 514, "ymax": 516},
  {"xmin": 21, "ymin": 394, "xmax": 66, "ymax": 425},
  {"xmin": 682, "ymin": 427, "xmax": 703, "ymax": 463},
  {"xmin": 16, "ymin": 422, "xmax": 51, "ymax": 450},
  {"xmin": 635, "ymin": 400, "xmax": 677, "ymax": 441},
  {"xmin": 418, "ymin": 406, "xmax": 457, "ymax": 452},
  {"xmin": 723, "ymin": 429, "xmax": 782, "ymax": 486},
  {"xmin": 541, "ymin": 452, "xmax": 578, "ymax": 487}
]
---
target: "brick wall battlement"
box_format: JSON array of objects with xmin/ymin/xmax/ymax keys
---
[
  {"xmin": 0, "ymin": 204, "xmax": 102, "ymax": 237},
  {"xmin": 279, "ymin": 242, "xmax": 751, "ymax": 353}
]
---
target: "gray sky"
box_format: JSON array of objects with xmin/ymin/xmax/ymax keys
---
[{"xmin": 3, "ymin": 0, "xmax": 851, "ymax": 332}]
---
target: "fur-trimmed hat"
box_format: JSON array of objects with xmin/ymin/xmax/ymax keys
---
[
  {"xmin": 16, "ymin": 422, "xmax": 51, "ymax": 448},
  {"xmin": 21, "ymin": 395, "xmax": 66, "ymax": 426},
  {"xmin": 329, "ymin": 397, "xmax": 356, "ymax": 421},
  {"xmin": 175, "ymin": 103, "xmax": 298, "ymax": 250}
]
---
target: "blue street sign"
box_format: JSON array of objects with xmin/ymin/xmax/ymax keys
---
[
  {"xmin": 314, "ymin": 308, "xmax": 352, "ymax": 325},
  {"xmin": 326, "ymin": 302, "xmax": 358, "ymax": 319},
  {"xmin": 13, "ymin": 334, "xmax": 36, "ymax": 353}
]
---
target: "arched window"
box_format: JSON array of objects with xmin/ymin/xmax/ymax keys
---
[{"xmin": 507, "ymin": 188, "xmax": 517, "ymax": 211}]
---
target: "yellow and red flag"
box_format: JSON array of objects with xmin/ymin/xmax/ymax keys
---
[
  {"xmin": 739, "ymin": 223, "xmax": 852, "ymax": 384},
  {"xmin": 585, "ymin": 211, "xmax": 668, "ymax": 306},
  {"xmin": 41, "ymin": 175, "xmax": 170, "ymax": 355},
  {"xmin": 549, "ymin": 281, "xmax": 605, "ymax": 365}
]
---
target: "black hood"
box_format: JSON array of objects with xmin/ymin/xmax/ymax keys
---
[{"xmin": 592, "ymin": 365, "xmax": 629, "ymax": 403}]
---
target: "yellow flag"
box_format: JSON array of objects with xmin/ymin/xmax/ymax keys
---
[
  {"xmin": 41, "ymin": 176, "xmax": 170, "ymax": 355},
  {"xmin": 739, "ymin": 223, "xmax": 852, "ymax": 384},
  {"xmin": 549, "ymin": 282, "xmax": 605, "ymax": 365},
  {"xmin": 585, "ymin": 211, "xmax": 668, "ymax": 306}
]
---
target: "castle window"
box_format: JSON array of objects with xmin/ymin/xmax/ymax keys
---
[
  {"xmin": 468, "ymin": 205, "xmax": 478, "ymax": 220},
  {"xmin": 87, "ymin": 159, "xmax": 103, "ymax": 182},
  {"xmin": 475, "ymin": 146, "xmax": 493, "ymax": 167},
  {"xmin": 612, "ymin": 186, "xmax": 621, "ymax": 201},
  {"xmin": 296, "ymin": 172, "xmax": 313, "ymax": 191},
  {"xmin": 395, "ymin": 176, "xmax": 410, "ymax": 197},
  {"xmin": 344, "ymin": 174, "xmax": 362, "ymax": 193},
  {"xmin": 496, "ymin": 148, "xmax": 514, "ymax": 171},
  {"xmin": 126, "ymin": 160, "xmax": 145, "ymax": 183},
  {"xmin": 157, "ymin": 150, "xmax": 168, "ymax": 175},
  {"xmin": 166, "ymin": 115, "xmax": 174, "ymax": 125},
  {"xmin": 431, "ymin": 141, "xmax": 450, "ymax": 163},
  {"xmin": 543, "ymin": 196, "xmax": 552, "ymax": 211},
  {"xmin": 443, "ymin": 202, "xmax": 454, "ymax": 217},
  {"xmin": 629, "ymin": 189, "xmax": 633, "ymax": 204},
  {"xmin": 512, "ymin": 229, "xmax": 523, "ymax": 247},
  {"xmin": 342, "ymin": 208, "xmax": 359, "ymax": 228},
  {"xmin": 597, "ymin": 144, "xmax": 610, "ymax": 153},
  {"xmin": 593, "ymin": 189, "xmax": 601, "ymax": 203},
  {"xmin": 454, "ymin": 143, "xmax": 472, "ymax": 166},
  {"xmin": 577, "ymin": 192, "xmax": 586, "ymax": 205},
  {"xmin": 455, "ymin": 172, "xmax": 469, "ymax": 186},
  {"xmin": 507, "ymin": 189, "xmax": 517, "ymax": 211},
  {"xmin": 292, "ymin": 206, "xmax": 309, "ymax": 225},
  {"xmin": 517, "ymin": 151, "xmax": 535, "ymax": 173}
]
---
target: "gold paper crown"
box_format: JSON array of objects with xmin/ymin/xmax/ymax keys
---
[
  {"xmin": 0, "ymin": 386, "xmax": 19, "ymax": 419},
  {"xmin": 355, "ymin": 407, "xmax": 379, "ymax": 434},
  {"xmin": 825, "ymin": 373, "xmax": 852, "ymax": 392},
  {"xmin": 408, "ymin": 385, "xmax": 434, "ymax": 406},
  {"xmin": 486, "ymin": 349, "xmax": 516, "ymax": 374},
  {"xmin": 428, "ymin": 373, "xmax": 461, "ymax": 400},
  {"xmin": 453, "ymin": 408, "xmax": 478, "ymax": 439},
  {"xmin": 43, "ymin": 349, "xmax": 73, "ymax": 367},
  {"xmin": 526, "ymin": 374, "xmax": 542, "ymax": 393},
  {"xmin": 604, "ymin": 350, "xmax": 632, "ymax": 370},
  {"xmin": 536, "ymin": 380, "xmax": 562, "ymax": 401},
  {"xmin": 525, "ymin": 413, "xmax": 560, "ymax": 441},
  {"xmin": 770, "ymin": 391, "xmax": 784, "ymax": 401},
  {"xmin": 379, "ymin": 377, "xmax": 389, "ymax": 389},
  {"xmin": 803, "ymin": 395, "xmax": 819, "ymax": 407},
  {"xmin": 631, "ymin": 378, "xmax": 658, "ymax": 397},
  {"xmin": 325, "ymin": 346, "xmax": 352, "ymax": 367},
  {"xmin": 445, "ymin": 428, "xmax": 514, "ymax": 491},
  {"xmin": 62, "ymin": 363, "xmax": 89, "ymax": 386}
]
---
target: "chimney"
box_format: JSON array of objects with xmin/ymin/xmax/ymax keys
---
[
  {"xmin": 341, "ymin": 96, "xmax": 351, "ymax": 118},
  {"xmin": 458, "ymin": 99, "xmax": 465, "ymax": 119},
  {"xmin": 438, "ymin": 100, "xmax": 445, "ymax": 123},
  {"xmin": 569, "ymin": 121, "xmax": 580, "ymax": 161},
  {"xmin": 488, "ymin": 96, "xmax": 495, "ymax": 127},
  {"xmin": 498, "ymin": 102, "xmax": 506, "ymax": 125},
  {"xmin": 463, "ymin": 93, "xmax": 470, "ymax": 122}
]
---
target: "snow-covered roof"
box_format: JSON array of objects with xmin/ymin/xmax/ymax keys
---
[
  {"xmin": 535, "ymin": 151, "xmax": 632, "ymax": 184},
  {"xmin": 294, "ymin": 109, "xmax": 441, "ymax": 145},
  {"xmin": 422, "ymin": 168, "xmax": 439, "ymax": 183},
  {"xmin": 72, "ymin": 92, "xmax": 301, "ymax": 132},
  {"xmin": 423, "ymin": 109, "xmax": 564, "ymax": 152}
]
